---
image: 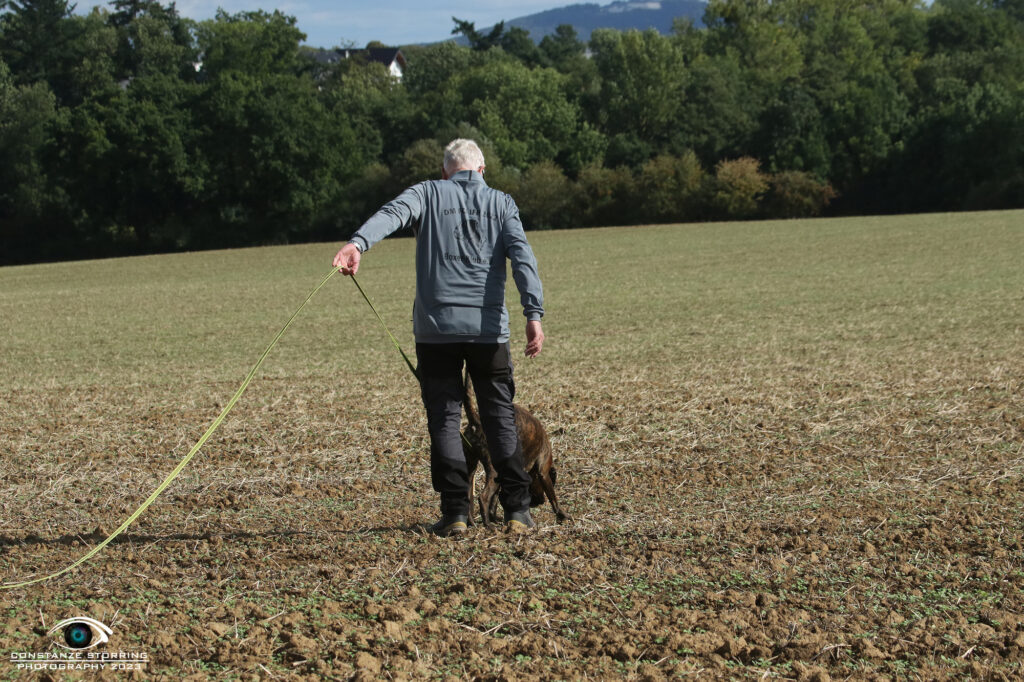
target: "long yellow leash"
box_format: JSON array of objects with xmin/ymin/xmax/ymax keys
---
[
  {"xmin": 349, "ymin": 274, "xmax": 418, "ymax": 380},
  {"xmin": 2, "ymin": 267, "xmax": 341, "ymax": 590}
]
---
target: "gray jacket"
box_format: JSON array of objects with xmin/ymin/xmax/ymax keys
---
[{"xmin": 349, "ymin": 170, "xmax": 544, "ymax": 343}]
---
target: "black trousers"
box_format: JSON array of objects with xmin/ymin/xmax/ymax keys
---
[{"xmin": 416, "ymin": 342, "xmax": 531, "ymax": 517}]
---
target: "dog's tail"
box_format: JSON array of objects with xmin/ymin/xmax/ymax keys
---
[{"xmin": 462, "ymin": 368, "xmax": 484, "ymax": 433}]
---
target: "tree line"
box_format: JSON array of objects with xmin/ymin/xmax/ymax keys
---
[{"xmin": 2, "ymin": 0, "xmax": 1023, "ymax": 264}]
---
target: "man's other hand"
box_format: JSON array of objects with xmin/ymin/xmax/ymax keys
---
[
  {"xmin": 333, "ymin": 243, "xmax": 361, "ymax": 275},
  {"xmin": 525, "ymin": 320, "xmax": 544, "ymax": 358}
]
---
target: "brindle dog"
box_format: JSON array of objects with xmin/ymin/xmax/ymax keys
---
[{"xmin": 461, "ymin": 372, "xmax": 570, "ymax": 527}]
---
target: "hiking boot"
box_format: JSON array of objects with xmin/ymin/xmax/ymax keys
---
[
  {"xmin": 429, "ymin": 514, "xmax": 468, "ymax": 537},
  {"xmin": 504, "ymin": 509, "xmax": 536, "ymax": 532}
]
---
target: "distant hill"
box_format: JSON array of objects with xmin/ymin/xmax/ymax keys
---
[{"xmin": 463, "ymin": 0, "xmax": 708, "ymax": 44}]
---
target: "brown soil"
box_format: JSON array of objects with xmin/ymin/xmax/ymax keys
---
[{"xmin": 2, "ymin": 360, "xmax": 1022, "ymax": 681}]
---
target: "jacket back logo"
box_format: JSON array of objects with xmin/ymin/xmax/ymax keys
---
[{"xmin": 457, "ymin": 218, "xmax": 483, "ymax": 249}]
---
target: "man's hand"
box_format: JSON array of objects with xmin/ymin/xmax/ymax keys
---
[
  {"xmin": 525, "ymin": 320, "xmax": 544, "ymax": 358},
  {"xmin": 333, "ymin": 242, "xmax": 361, "ymax": 275}
]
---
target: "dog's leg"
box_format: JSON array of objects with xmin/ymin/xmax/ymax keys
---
[
  {"xmin": 486, "ymin": 480, "xmax": 500, "ymax": 525},
  {"xmin": 465, "ymin": 447, "xmax": 478, "ymax": 527},
  {"xmin": 477, "ymin": 487, "xmax": 488, "ymax": 527},
  {"xmin": 539, "ymin": 467, "xmax": 570, "ymax": 523},
  {"xmin": 480, "ymin": 470, "xmax": 499, "ymax": 528}
]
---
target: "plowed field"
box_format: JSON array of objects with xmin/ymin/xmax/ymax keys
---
[{"xmin": 2, "ymin": 212, "xmax": 1023, "ymax": 680}]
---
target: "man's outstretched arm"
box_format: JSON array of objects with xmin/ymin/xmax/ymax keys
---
[{"xmin": 332, "ymin": 185, "xmax": 424, "ymax": 275}]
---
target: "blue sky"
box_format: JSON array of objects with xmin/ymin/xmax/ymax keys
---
[{"xmin": 131, "ymin": 1, "xmax": 574, "ymax": 48}]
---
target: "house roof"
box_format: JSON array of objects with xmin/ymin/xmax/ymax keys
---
[
  {"xmin": 365, "ymin": 48, "xmax": 406, "ymax": 69},
  {"xmin": 308, "ymin": 47, "xmax": 406, "ymax": 70}
]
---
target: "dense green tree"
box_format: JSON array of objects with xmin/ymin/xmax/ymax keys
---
[
  {"xmin": 451, "ymin": 17, "xmax": 505, "ymax": 51},
  {"xmin": 319, "ymin": 58, "xmax": 412, "ymax": 164},
  {"xmin": 587, "ymin": 29, "xmax": 686, "ymax": 151},
  {"xmin": 196, "ymin": 10, "xmax": 305, "ymax": 78},
  {"xmin": 928, "ymin": 0, "xmax": 1017, "ymax": 52},
  {"xmin": 183, "ymin": 11, "xmax": 366, "ymax": 246},
  {"xmin": 400, "ymin": 41, "xmax": 477, "ymax": 142},
  {"xmin": 500, "ymin": 26, "xmax": 547, "ymax": 67},
  {"xmin": 1, "ymin": 2, "xmax": 118, "ymax": 105},
  {"xmin": 540, "ymin": 25, "xmax": 600, "ymax": 111},
  {"xmin": 51, "ymin": 73, "xmax": 202, "ymax": 251},
  {"xmin": 193, "ymin": 70, "xmax": 364, "ymax": 246},
  {"xmin": 333, "ymin": 162, "xmax": 391, "ymax": 238},
  {"xmin": 3, "ymin": 0, "xmax": 1024, "ymax": 264},
  {"xmin": 401, "ymin": 41, "xmax": 473, "ymax": 97},
  {"xmin": 571, "ymin": 163, "xmax": 636, "ymax": 227},
  {"xmin": 0, "ymin": 0, "xmax": 76, "ymax": 85},
  {"xmin": 506, "ymin": 161, "xmax": 574, "ymax": 229},
  {"xmin": 885, "ymin": 79, "xmax": 1024, "ymax": 212},
  {"xmin": 108, "ymin": 1, "xmax": 195, "ymax": 80},
  {"xmin": 676, "ymin": 51, "xmax": 759, "ymax": 165},
  {"xmin": 790, "ymin": 0, "xmax": 914, "ymax": 189},
  {"xmin": 59, "ymin": 11, "xmax": 120, "ymax": 103},
  {"xmin": 996, "ymin": 0, "xmax": 1024, "ymax": 22},
  {"xmin": 559, "ymin": 123, "xmax": 607, "ymax": 177},
  {"xmin": 752, "ymin": 82, "xmax": 829, "ymax": 176},
  {"xmin": 452, "ymin": 59, "xmax": 580, "ymax": 169},
  {"xmin": 540, "ymin": 25, "xmax": 585, "ymax": 64},
  {"xmin": 0, "ymin": 58, "xmax": 59, "ymax": 261},
  {"xmin": 702, "ymin": 0, "xmax": 804, "ymax": 94}
]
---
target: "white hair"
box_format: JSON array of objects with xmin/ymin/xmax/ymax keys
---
[{"xmin": 443, "ymin": 139, "xmax": 486, "ymax": 175}]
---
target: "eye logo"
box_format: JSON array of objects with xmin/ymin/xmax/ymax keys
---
[{"xmin": 47, "ymin": 617, "xmax": 112, "ymax": 650}]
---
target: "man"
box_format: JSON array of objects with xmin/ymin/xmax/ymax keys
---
[{"xmin": 332, "ymin": 139, "xmax": 545, "ymax": 535}]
